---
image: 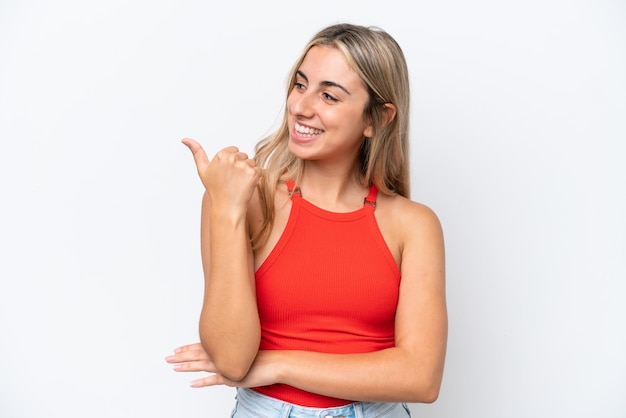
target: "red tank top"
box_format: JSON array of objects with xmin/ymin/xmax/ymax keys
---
[{"xmin": 253, "ymin": 180, "xmax": 401, "ymax": 407}]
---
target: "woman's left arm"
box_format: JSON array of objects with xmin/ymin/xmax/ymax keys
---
[{"xmin": 167, "ymin": 202, "xmax": 447, "ymax": 403}]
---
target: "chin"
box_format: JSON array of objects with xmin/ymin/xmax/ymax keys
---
[{"xmin": 287, "ymin": 138, "xmax": 311, "ymax": 160}]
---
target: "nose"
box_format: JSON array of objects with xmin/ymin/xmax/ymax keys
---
[{"xmin": 289, "ymin": 90, "xmax": 315, "ymax": 118}]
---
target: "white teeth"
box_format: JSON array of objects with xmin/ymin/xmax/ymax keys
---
[{"xmin": 295, "ymin": 122, "xmax": 323, "ymax": 136}]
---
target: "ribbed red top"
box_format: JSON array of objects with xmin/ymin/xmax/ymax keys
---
[{"xmin": 253, "ymin": 181, "xmax": 401, "ymax": 407}]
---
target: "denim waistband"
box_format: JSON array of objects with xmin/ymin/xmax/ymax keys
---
[{"xmin": 233, "ymin": 387, "xmax": 409, "ymax": 418}]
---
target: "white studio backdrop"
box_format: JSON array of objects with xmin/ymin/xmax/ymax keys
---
[{"xmin": 1, "ymin": 1, "xmax": 624, "ymax": 417}]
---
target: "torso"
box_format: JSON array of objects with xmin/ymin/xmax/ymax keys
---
[
  {"xmin": 249, "ymin": 181, "xmax": 404, "ymax": 272},
  {"xmin": 249, "ymin": 178, "xmax": 403, "ymax": 407}
]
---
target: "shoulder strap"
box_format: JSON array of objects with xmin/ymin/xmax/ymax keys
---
[
  {"xmin": 288, "ymin": 179, "xmax": 375, "ymax": 206},
  {"xmin": 286, "ymin": 179, "xmax": 301, "ymax": 197},
  {"xmin": 363, "ymin": 184, "xmax": 378, "ymax": 209}
]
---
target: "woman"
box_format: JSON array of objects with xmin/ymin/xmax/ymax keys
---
[{"xmin": 166, "ymin": 23, "xmax": 447, "ymax": 417}]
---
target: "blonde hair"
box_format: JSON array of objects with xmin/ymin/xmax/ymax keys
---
[{"xmin": 252, "ymin": 23, "xmax": 411, "ymax": 248}]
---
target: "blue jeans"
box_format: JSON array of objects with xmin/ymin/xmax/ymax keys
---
[{"xmin": 231, "ymin": 388, "xmax": 412, "ymax": 418}]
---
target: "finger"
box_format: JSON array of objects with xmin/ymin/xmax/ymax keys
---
[
  {"xmin": 239, "ymin": 164, "xmax": 262, "ymax": 184},
  {"xmin": 220, "ymin": 146, "xmax": 239, "ymax": 154},
  {"xmin": 173, "ymin": 342, "xmax": 204, "ymax": 353},
  {"xmin": 165, "ymin": 352, "xmax": 210, "ymax": 364},
  {"xmin": 190, "ymin": 374, "xmax": 234, "ymax": 388},
  {"xmin": 166, "ymin": 350, "xmax": 211, "ymax": 364},
  {"xmin": 215, "ymin": 149, "xmax": 249, "ymax": 163},
  {"xmin": 213, "ymin": 146, "xmax": 239, "ymax": 160},
  {"xmin": 172, "ymin": 359, "xmax": 216, "ymax": 373},
  {"xmin": 165, "ymin": 343, "xmax": 210, "ymax": 364},
  {"xmin": 181, "ymin": 138, "xmax": 210, "ymax": 170},
  {"xmin": 241, "ymin": 157, "xmax": 257, "ymax": 167}
]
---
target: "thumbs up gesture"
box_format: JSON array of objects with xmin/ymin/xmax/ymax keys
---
[{"xmin": 182, "ymin": 138, "xmax": 262, "ymax": 216}]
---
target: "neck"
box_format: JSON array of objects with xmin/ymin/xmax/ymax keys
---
[{"xmin": 298, "ymin": 162, "xmax": 367, "ymax": 210}]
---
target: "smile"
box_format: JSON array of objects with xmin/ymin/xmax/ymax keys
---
[{"xmin": 295, "ymin": 121, "xmax": 324, "ymax": 137}]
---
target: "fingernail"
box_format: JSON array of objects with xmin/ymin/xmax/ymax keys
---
[
  {"xmin": 172, "ymin": 364, "xmax": 182, "ymax": 371},
  {"xmin": 165, "ymin": 355, "xmax": 174, "ymax": 362}
]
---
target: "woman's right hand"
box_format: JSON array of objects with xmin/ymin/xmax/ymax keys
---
[
  {"xmin": 166, "ymin": 343, "xmax": 280, "ymax": 389},
  {"xmin": 181, "ymin": 138, "xmax": 262, "ymax": 215}
]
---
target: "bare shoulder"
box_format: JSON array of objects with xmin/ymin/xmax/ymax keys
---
[
  {"xmin": 374, "ymin": 193, "xmax": 443, "ymax": 269},
  {"xmin": 377, "ymin": 194, "xmax": 443, "ymax": 241},
  {"xmin": 384, "ymin": 193, "xmax": 439, "ymax": 219}
]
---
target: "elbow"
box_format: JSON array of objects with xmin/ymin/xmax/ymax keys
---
[
  {"xmin": 406, "ymin": 383, "xmax": 441, "ymax": 404},
  {"xmin": 405, "ymin": 372, "xmax": 443, "ymax": 404},
  {"xmin": 199, "ymin": 340, "xmax": 257, "ymax": 382},
  {"xmin": 418, "ymin": 384, "xmax": 441, "ymax": 404},
  {"xmin": 212, "ymin": 359, "xmax": 252, "ymax": 382}
]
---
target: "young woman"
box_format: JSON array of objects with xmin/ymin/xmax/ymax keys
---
[{"xmin": 166, "ymin": 23, "xmax": 447, "ymax": 418}]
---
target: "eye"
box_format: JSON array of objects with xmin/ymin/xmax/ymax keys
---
[
  {"xmin": 322, "ymin": 92, "xmax": 338, "ymax": 102},
  {"xmin": 293, "ymin": 81, "xmax": 306, "ymax": 91}
]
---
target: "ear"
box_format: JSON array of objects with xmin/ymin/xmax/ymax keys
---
[
  {"xmin": 363, "ymin": 124, "xmax": 374, "ymax": 138},
  {"xmin": 382, "ymin": 103, "xmax": 397, "ymax": 127},
  {"xmin": 362, "ymin": 103, "xmax": 397, "ymax": 138}
]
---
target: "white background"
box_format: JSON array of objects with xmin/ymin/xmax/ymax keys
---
[{"xmin": 1, "ymin": 1, "xmax": 624, "ymax": 417}]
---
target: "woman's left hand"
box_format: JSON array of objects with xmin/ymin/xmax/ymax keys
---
[{"xmin": 165, "ymin": 343, "xmax": 279, "ymax": 388}]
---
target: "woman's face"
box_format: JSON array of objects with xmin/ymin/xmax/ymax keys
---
[{"xmin": 286, "ymin": 46, "xmax": 373, "ymax": 166}]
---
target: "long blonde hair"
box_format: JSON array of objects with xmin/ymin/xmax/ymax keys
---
[{"xmin": 252, "ymin": 23, "xmax": 411, "ymax": 248}]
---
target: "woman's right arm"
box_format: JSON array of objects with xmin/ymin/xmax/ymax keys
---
[{"xmin": 182, "ymin": 138, "xmax": 261, "ymax": 381}]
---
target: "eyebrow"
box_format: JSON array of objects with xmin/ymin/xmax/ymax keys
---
[{"xmin": 296, "ymin": 70, "xmax": 351, "ymax": 95}]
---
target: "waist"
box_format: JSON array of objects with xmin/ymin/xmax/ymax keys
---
[
  {"xmin": 254, "ymin": 384, "xmax": 350, "ymax": 408},
  {"xmin": 237, "ymin": 387, "xmax": 405, "ymax": 417}
]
